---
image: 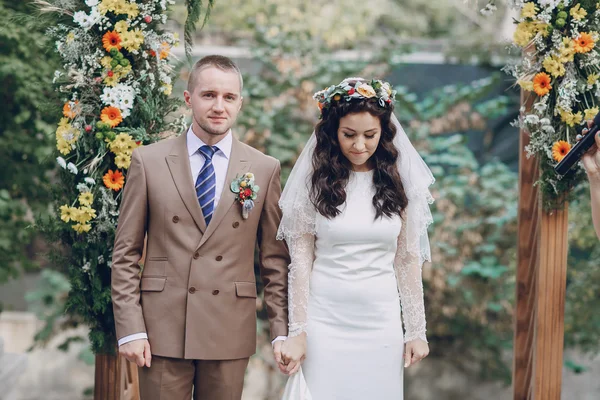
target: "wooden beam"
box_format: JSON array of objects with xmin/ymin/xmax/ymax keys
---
[
  {"xmin": 513, "ymin": 88, "xmax": 539, "ymax": 400},
  {"xmin": 533, "ymin": 206, "xmax": 568, "ymax": 399},
  {"xmin": 94, "ymin": 353, "xmax": 140, "ymax": 400}
]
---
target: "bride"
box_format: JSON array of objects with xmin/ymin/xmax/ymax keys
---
[{"xmin": 277, "ymin": 77, "xmax": 434, "ymax": 399}]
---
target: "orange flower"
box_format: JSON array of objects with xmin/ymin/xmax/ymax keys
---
[
  {"xmin": 63, "ymin": 100, "xmax": 80, "ymax": 119},
  {"xmin": 574, "ymin": 32, "xmax": 595, "ymax": 53},
  {"xmin": 159, "ymin": 42, "xmax": 170, "ymax": 59},
  {"xmin": 533, "ymin": 72, "xmax": 552, "ymax": 96},
  {"xmin": 102, "ymin": 31, "xmax": 122, "ymax": 52},
  {"xmin": 552, "ymin": 140, "xmax": 571, "ymax": 162},
  {"xmin": 100, "ymin": 106, "xmax": 123, "ymax": 128},
  {"xmin": 103, "ymin": 169, "xmax": 125, "ymax": 191}
]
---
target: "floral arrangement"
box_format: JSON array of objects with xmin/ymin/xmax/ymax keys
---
[
  {"xmin": 37, "ymin": 0, "xmax": 212, "ymax": 353},
  {"xmin": 313, "ymin": 77, "xmax": 397, "ymax": 117},
  {"xmin": 230, "ymin": 173, "xmax": 259, "ymax": 219},
  {"xmin": 504, "ymin": 0, "xmax": 600, "ymax": 208}
]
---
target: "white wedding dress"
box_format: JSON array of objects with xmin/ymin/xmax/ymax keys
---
[{"xmin": 283, "ymin": 170, "xmax": 427, "ymax": 400}]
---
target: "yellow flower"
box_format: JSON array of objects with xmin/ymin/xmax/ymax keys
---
[
  {"xmin": 588, "ymin": 73, "xmax": 599, "ymax": 85},
  {"xmin": 100, "ymin": 56, "xmax": 113, "ymax": 69},
  {"xmin": 571, "ymin": 4, "xmax": 587, "ymax": 21},
  {"xmin": 103, "ymin": 74, "xmax": 119, "ymax": 87},
  {"xmin": 58, "ymin": 117, "xmax": 70, "ymax": 128},
  {"xmin": 125, "ymin": 3, "xmax": 140, "ymax": 18},
  {"xmin": 514, "ymin": 22, "xmax": 534, "ymax": 46},
  {"xmin": 356, "ymin": 83, "xmax": 376, "ymax": 98},
  {"xmin": 56, "ymin": 139, "xmax": 72, "ymax": 155},
  {"xmin": 111, "ymin": 133, "xmax": 134, "ymax": 149},
  {"xmin": 517, "ymin": 79, "xmax": 534, "ymax": 91},
  {"xmin": 246, "ymin": 173, "xmax": 255, "ymax": 179},
  {"xmin": 585, "ymin": 107, "xmax": 599, "ymax": 120},
  {"xmin": 72, "ymin": 223, "xmax": 92, "ymax": 234},
  {"xmin": 79, "ymin": 192, "xmax": 94, "ymax": 207},
  {"xmin": 521, "ymin": 2, "xmax": 537, "ymax": 19},
  {"xmin": 114, "ymin": 21, "xmax": 128, "ymax": 34},
  {"xmin": 543, "ymin": 56, "xmax": 566, "ymax": 77},
  {"xmin": 559, "ymin": 109, "xmax": 583, "ymax": 127},
  {"xmin": 161, "ymin": 83, "xmax": 173, "ymax": 96},
  {"xmin": 60, "ymin": 205, "xmax": 77, "ymax": 222},
  {"xmin": 115, "ymin": 153, "xmax": 132, "ymax": 169},
  {"xmin": 240, "ymin": 181, "xmax": 247, "ymax": 188},
  {"xmin": 80, "ymin": 206, "xmax": 97, "ymax": 220},
  {"xmin": 66, "ymin": 32, "xmax": 75, "ymax": 43},
  {"xmin": 559, "ymin": 38, "xmax": 576, "ymax": 62}
]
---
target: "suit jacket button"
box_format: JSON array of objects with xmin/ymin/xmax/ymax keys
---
[
  {"xmin": 172, "ymin": 215, "xmax": 180, "ymax": 223},
  {"xmin": 212, "ymin": 290, "xmax": 219, "ymax": 295},
  {"xmin": 232, "ymin": 222, "xmax": 240, "ymax": 228},
  {"xmin": 216, "ymin": 255, "xmax": 223, "ymax": 261},
  {"xmin": 189, "ymin": 287, "xmax": 196, "ymax": 294},
  {"xmin": 193, "ymin": 252, "xmax": 200, "ymax": 259}
]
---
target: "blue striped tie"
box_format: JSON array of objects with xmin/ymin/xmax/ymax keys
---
[{"xmin": 195, "ymin": 145, "xmax": 217, "ymax": 225}]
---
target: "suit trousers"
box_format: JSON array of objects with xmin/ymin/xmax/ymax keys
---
[{"xmin": 138, "ymin": 355, "xmax": 249, "ymax": 400}]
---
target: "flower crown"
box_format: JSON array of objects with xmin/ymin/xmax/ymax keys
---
[{"xmin": 313, "ymin": 77, "xmax": 397, "ymax": 116}]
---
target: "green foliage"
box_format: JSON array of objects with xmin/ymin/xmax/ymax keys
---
[
  {"xmin": 0, "ymin": 2, "xmax": 60, "ymax": 287},
  {"xmin": 184, "ymin": 0, "xmax": 215, "ymax": 61}
]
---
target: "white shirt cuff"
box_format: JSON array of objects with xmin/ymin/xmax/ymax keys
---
[
  {"xmin": 118, "ymin": 332, "xmax": 148, "ymax": 347},
  {"xmin": 271, "ymin": 336, "xmax": 287, "ymax": 345}
]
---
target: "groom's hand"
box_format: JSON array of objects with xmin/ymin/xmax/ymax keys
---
[{"xmin": 119, "ymin": 339, "xmax": 152, "ymax": 368}]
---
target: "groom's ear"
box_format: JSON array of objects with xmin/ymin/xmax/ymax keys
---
[{"xmin": 238, "ymin": 96, "xmax": 244, "ymax": 111}]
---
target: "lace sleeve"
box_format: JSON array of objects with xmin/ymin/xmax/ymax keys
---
[
  {"xmin": 394, "ymin": 214, "xmax": 428, "ymax": 343},
  {"xmin": 287, "ymin": 233, "xmax": 315, "ymax": 337}
]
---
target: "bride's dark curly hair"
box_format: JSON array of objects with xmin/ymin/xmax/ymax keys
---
[{"xmin": 310, "ymin": 96, "xmax": 409, "ymax": 220}]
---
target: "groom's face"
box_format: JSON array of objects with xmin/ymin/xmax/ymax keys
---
[{"xmin": 184, "ymin": 66, "xmax": 243, "ymax": 138}]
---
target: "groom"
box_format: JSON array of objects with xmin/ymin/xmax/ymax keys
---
[{"xmin": 111, "ymin": 55, "xmax": 289, "ymax": 399}]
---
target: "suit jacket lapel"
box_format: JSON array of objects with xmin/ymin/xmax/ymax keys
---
[
  {"xmin": 198, "ymin": 137, "xmax": 251, "ymax": 248},
  {"xmin": 166, "ymin": 134, "xmax": 207, "ymax": 233}
]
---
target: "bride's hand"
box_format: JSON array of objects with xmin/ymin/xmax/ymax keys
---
[
  {"xmin": 404, "ymin": 339, "xmax": 429, "ymax": 368},
  {"xmin": 281, "ymin": 332, "xmax": 307, "ymax": 375}
]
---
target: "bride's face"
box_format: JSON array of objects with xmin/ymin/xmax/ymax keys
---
[{"xmin": 337, "ymin": 111, "xmax": 382, "ymax": 172}]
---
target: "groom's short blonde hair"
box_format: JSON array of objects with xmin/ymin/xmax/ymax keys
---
[{"xmin": 187, "ymin": 55, "xmax": 244, "ymax": 93}]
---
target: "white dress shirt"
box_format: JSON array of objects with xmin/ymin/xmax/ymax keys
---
[{"xmin": 118, "ymin": 127, "xmax": 285, "ymax": 347}]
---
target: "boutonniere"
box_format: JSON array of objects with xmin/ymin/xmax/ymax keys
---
[{"xmin": 230, "ymin": 172, "xmax": 260, "ymax": 219}]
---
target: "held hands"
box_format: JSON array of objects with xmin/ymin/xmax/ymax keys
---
[
  {"xmin": 404, "ymin": 339, "xmax": 429, "ymax": 368},
  {"xmin": 119, "ymin": 339, "xmax": 152, "ymax": 367},
  {"xmin": 580, "ymin": 122, "xmax": 600, "ymax": 179},
  {"xmin": 280, "ymin": 332, "xmax": 307, "ymax": 376}
]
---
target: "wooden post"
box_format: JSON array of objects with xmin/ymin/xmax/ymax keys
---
[
  {"xmin": 513, "ymin": 89, "xmax": 539, "ymax": 399},
  {"xmin": 94, "ymin": 353, "xmax": 140, "ymax": 400},
  {"xmin": 534, "ymin": 206, "xmax": 568, "ymax": 399},
  {"xmin": 513, "ymin": 83, "xmax": 570, "ymax": 399}
]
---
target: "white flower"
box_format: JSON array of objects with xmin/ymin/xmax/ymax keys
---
[
  {"xmin": 56, "ymin": 157, "xmax": 67, "ymax": 169},
  {"xmin": 98, "ymin": 255, "xmax": 105, "ymax": 264},
  {"xmin": 85, "ymin": 0, "xmax": 99, "ymax": 6},
  {"xmin": 100, "ymin": 84, "xmax": 136, "ymax": 117},
  {"xmin": 534, "ymin": 102, "xmax": 548, "ymax": 114},
  {"xmin": 82, "ymin": 262, "xmax": 91, "ymax": 272},
  {"xmin": 77, "ymin": 183, "xmax": 91, "ymax": 193},
  {"xmin": 84, "ymin": 177, "xmax": 96, "ymax": 185},
  {"xmin": 73, "ymin": 10, "xmax": 100, "ymax": 29},
  {"xmin": 67, "ymin": 162, "xmax": 78, "ymax": 174},
  {"xmin": 524, "ymin": 115, "xmax": 540, "ymax": 125}
]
